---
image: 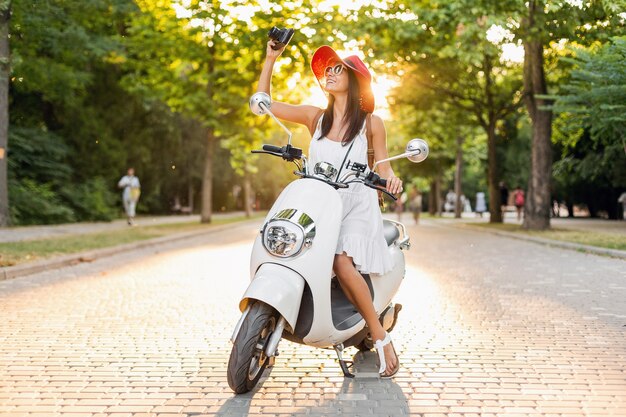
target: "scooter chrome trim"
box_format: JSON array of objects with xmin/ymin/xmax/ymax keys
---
[
  {"xmin": 383, "ymin": 219, "xmax": 411, "ymax": 250},
  {"xmin": 239, "ymin": 263, "xmax": 305, "ymax": 333},
  {"xmin": 265, "ymin": 316, "xmax": 287, "ymax": 358}
]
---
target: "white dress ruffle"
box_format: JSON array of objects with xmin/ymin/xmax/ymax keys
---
[{"xmin": 308, "ymin": 115, "xmax": 393, "ymax": 275}]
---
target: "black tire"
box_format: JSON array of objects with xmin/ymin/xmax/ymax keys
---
[{"xmin": 227, "ymin": 301, "xmax": 278, "ymax": 394}]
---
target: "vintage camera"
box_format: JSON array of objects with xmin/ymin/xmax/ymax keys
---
[{"xmin": 268, "ymin": 26, "xmax": 295, "ymax": 50}]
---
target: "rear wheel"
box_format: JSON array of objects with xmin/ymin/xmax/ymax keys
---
[{"xmin": 227, "ymin": 301, "xmax": 278, "ymax": 394}]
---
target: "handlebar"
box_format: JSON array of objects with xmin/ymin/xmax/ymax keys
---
[
  {"xmin": 360, "ymin": 171, "xmax": 396, "ymax": 200},
  {"xmin": 262, "ymin": 144, "xmax": 282, "ymax": 153},
  {"xmin": 253, "ymin": 144, "xmax": 302, "ymax": 161}
]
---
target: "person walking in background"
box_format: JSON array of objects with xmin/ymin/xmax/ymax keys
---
[
  {"xmin": 475, "ymin": 191, "xmax": 486, "ymax": 217},
  {"xmin": 499, "ymin": 181, "xmax": 509, "ymax": 219},
  {"xmin": 118, "ymin": 167, "xmax": 141, "ymax": 225},
  {"xmin": 513, "ymin": 186, "xmax": 525, "ymax": 221},
  {"xmin": 618, "ymin": 192, "xmax": 626, "ymax": 220},
  {"xmin": 409, "ymin": 189, "xmax": 422, "ymax": 225},
  {"xmin": 395, "ymin": 192, "xmax": 407, "ymax": 221}
]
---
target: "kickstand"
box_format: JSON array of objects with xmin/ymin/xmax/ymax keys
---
[{"xmin": 333, "ymin": 343, "xmax": 355, "ymax": 378}]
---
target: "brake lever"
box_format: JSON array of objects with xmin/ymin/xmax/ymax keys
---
[
  {"xmin": 251, "ymin": 150, "xmax": 282, "ymax": 157},
  {"xmin": 369, "ymin": 184, "xmax": 397, "ymax": 200}
]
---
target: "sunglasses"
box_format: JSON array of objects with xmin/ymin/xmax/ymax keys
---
[{"xmin": 324, "ymin": 63, "xmax": 345, "ymax": 76}]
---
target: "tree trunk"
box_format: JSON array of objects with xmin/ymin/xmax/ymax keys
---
[
  {"xmin": 428, "ymin": 179, "xmax": 437, "ymax": 215},
  {"xmin": 429, "ymin": 172, "xmax": 442, "ymax": 216},
  {"xmin": 434, "ymin": 171, "xmax": 442, "ymax": 216},
  {"xmin": 486, "ymin": 123, "xmax": 501, "ymax": 223},
  {"xmin": 243, "ymin": 173, "xmax": 252, "ymax": 218},
  {"xmin": 0, "ymin": 2, "xmax": 10, "ymax": 227},
  {"xmin": 200, "ymin": 127, "xmax": 215, "ymax": 223},
  {"xmin": 566, "ymin": 200, "xmax": 574, "ymax": 218},
  {"xmin": 454, "ymin": 135, "xmax": 463, "ymax": 219},
  {"xmin": 522, "ymin": 37, "xmax": 552, "ymax": 230},
  {"xmin": 200, "ymin": 43, "xmax": 216, "ymax": 224},
  {"xmin": 187, "ymin": 182, "xmax": 194, "ymax": 213}
]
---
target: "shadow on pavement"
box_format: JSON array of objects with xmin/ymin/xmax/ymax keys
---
[{"xmin": 215, "ymin": 350, "xmax": 409, "ymax": 416}]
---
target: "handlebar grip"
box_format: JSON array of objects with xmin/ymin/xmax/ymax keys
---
[
  {"xmin": 262, "ymin": 144, "xmax": 282, "ymax": 153},
  {"xmin": 377, "ymin": 178, "xmax": 387, "ymax": 188}
]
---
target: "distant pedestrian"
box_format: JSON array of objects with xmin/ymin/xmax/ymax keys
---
[
  {"xmin": 118, "ymin": 167, "xmax": 141, "ymax": 225},
  {"xmin": 462, "ymin": 195, "xmax": 472, "ymax": 213},
  {"xmin": 499, "ymin": 181, "xmax": 509, "ymax": 219},
  {"xmin": 409, "ymin": 189, "xmax": 423, "ymax": 225},
  {"xmin": 444, "ymin": 189, "xmax": 456, "ymax": 213},
  {"xmin": 394, "ymin": 192, "xmax": 407, "ymax": 221},
  {"xmin": 618, "ymin": 192, "xmax": 626, "ymax": 220},
  {"xmin": 475, "ymin": 191, "xmax": 487, "ymax": 217},
  {"xmin": 513, "ymin": 186, "xmax": 525, "ymax": 221},
  {"xmin": 552, "ymin": 198, "xmax": 560, "ymax": 217}
]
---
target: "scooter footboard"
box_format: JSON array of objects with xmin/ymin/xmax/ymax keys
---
[{"xmin": 239, "ymin": 263, "xmax": 305, "ymax": 333}]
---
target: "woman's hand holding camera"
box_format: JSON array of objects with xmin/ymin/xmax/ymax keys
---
[{"xmin": 266, "ymin": 40, "xmax": 285, "ymax": 61}]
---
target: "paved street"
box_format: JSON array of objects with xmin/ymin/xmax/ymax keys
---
[{"xmin": 1, "ymin": 219, "xmax": 625, "ymax": 416}]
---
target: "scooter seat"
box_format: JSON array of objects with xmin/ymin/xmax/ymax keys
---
[{"xmin": 382, "ymin": 220, "xmax": 400, "ymax": 246}]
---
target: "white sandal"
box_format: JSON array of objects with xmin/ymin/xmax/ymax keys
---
[{"xmin": 374, "ymin": 332, "xmax": 400, "ymax": 378}]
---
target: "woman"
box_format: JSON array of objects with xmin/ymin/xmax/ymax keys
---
[
  {"xmin": 258, "ymin": 40, "xmax": 403, "ymax": 378},
  {"xmin": 117, "ymin": 167, "xmax": 141, "ymax": 226},
  {"xmin": 475, "ymin": 191, "xmax": 486, "ymax": 218}
]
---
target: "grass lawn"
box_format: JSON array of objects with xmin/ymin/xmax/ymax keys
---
[
  {"xmin": 467, "ymin": 222, "xmax": 626, "ymax": 251},
  {"xmin": 0, "ymin": 213, "xmax": 265, "ymax": 267}
]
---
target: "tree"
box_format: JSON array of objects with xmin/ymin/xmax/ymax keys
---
[
  {"xmin": 356, "ymin": 2, "xmax": 524, "ymax": 222},
  {"xmin": 550, "ymin": 37, "xmax": 626, "ymax": 219},
  {"xmin": 553, "ymin": 37, "xmax": 626, "ymax": 154},
  {"xmin": 495, "ymin": 0, "xmax": 625, "ymax": 229},
  {"xmin": 0, "ymin": 0, "xmax": 10, "ymax": 226}
]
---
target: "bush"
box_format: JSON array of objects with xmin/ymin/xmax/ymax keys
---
[
  {"xmin": 60, "ymin": 177, "xmax": 118, "ymax": 222},
  {"xmin": 9, "ymin": 179, "xmax": 76, "ymax": 225}
]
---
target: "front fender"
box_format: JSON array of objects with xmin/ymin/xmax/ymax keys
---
[{"xmin": 239, "ymin": 263, "xmax": 305, "ymax": 333}]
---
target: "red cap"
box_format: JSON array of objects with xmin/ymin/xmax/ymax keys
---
[{"xmin": 311, "ymin": 45, "xmax": 375, "ymax": 113}]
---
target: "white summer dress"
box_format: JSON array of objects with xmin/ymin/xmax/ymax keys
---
[{"xmin": 309, "ymin": 115, "xmax": 393, "ymax": 275}]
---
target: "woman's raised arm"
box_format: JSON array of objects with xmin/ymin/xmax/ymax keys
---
[{"xmin": 257, "ymin": 41, "xmax": 322, "ymax": 136}]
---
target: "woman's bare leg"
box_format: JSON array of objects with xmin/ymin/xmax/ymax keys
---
[{"xmin": 333, "ymin": 253, "xmax": 398, "ymax": 375}]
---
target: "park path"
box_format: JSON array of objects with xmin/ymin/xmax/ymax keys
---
[
  {"xmin": 0, "ymin": 212, "xmax": 248, "ymax": 243},
  {"xmin": 0, "ymin": 218, "xmax": 624, "ymax": 416}
]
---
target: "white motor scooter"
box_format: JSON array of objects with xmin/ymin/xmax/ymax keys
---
[{"xmin": 227, "ymin": 93, "xmax": 429, "ymax": 394}]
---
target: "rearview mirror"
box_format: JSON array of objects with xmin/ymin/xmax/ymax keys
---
[
  {"xmin": 249, "ymin": 92, "xmax": 272, "ymax": 116},
  {"xmin": 406, "ymin": 138, "xmax": 428, "ymax": 163},
  {"xmin": 372, "ymin": 138, "xmax": 429, "ymax": 171}
]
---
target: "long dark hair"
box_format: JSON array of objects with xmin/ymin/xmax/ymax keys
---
[{"xmin": 319, "ymin": 67, "xmax": 368, "ymax": 146}]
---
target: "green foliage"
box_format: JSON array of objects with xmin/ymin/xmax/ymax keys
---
[
  {"xmin": 553, "ymin": 37, "xmax": 626, "ymax": 147},
  {"xmin": 9, "ymin": 179, "xmax": 76, "ymax": 225},
  {"xmin": 5, "ymin": 0, "xmax": 625, "ymax": 225},
  {"xmin": 60, "ymin": 177, "xmax": 118, "ymax": 221},
  {"xmin": 7, "ymin": 127, "xmax": 71, "ymax": 182}
]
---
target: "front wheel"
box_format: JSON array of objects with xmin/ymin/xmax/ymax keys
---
[{"xmin": 227, "ymin": 301, "xmax": 278, "ymax": 394}]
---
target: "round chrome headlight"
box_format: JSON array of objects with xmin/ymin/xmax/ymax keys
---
[
  {"xmin": 262, "ymin": 220, "xmax": 304, "ymax": 258},
  {"xmin": 261, "ymin": 209, "xmax": 315, "ymax": 258}
]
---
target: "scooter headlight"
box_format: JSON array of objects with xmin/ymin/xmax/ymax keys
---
[
  {"xmin": 261, "ymin": 209, "xmax": 316, "ymax": 258},
  {"xmin": 263, "ymin": 220, "xmax": 304, "ymax": 258}
]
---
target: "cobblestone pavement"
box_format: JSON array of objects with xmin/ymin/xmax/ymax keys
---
[{"xmin": 0, "ymin": 220, "xmax": 625, "ymax": 416}]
